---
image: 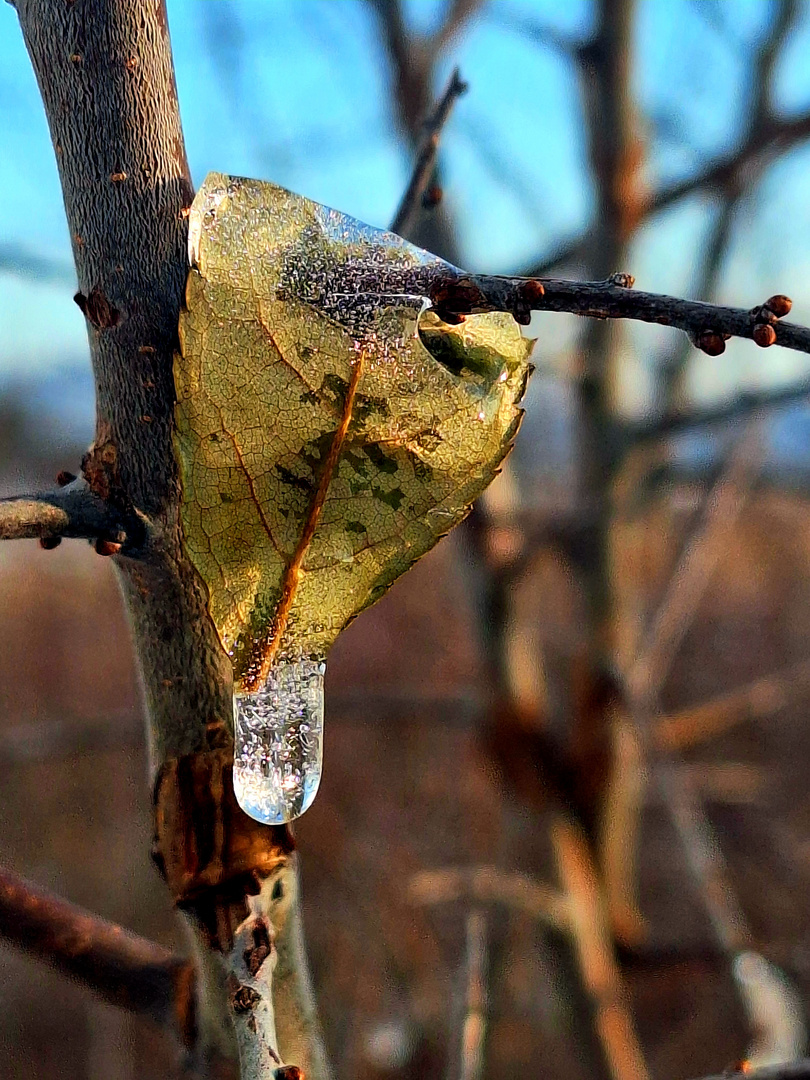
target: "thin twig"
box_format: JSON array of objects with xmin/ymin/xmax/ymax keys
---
[
  {"xmin": 408, "ymin": 866, "xmax": 570, "ymax": 930},
  {"xmin": 630, "ymin": 377, "xmax": 810, "ymax": 445},
  {"xmin": 430, "ymin": 272, "xmax": 810, "ymax": 355},
  {"xmin": 0, "ymin": 478, "xmax": 139, "ymax": 548},
  {"xmin": 456, "ymin": 911, "xmax": 488, "ymax": 1080},
  {"xmin": 390, "ymin": 67, "xmax": 467, "ymax": 238},
  {"xmin": 655, "ymin": 656, "xmax": 810, "ymax": 751},
  {"xmin": 550, "ymin": 818, "xmax": 651, "ymax": 1080},
  {"xmin": 523, "ymin": 110, "xmax": 810, "ymax": 278},
  {"xmin": 627, "ymin": 425, "xmax": 761, "ymax": 704},
  {"xmin": 0, "ymin": 864, "xmax": 195, "ymax": 1043},
  {"xmin": 227, "ymin": 912, "xmax": 289, "ymax": 1080}
]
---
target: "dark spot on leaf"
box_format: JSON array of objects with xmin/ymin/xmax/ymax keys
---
[
  {"xmin": 345, "ymin": 520, "xmax": 367, "ymax": 534},
  {"xmin": 365, "ymin": 443, "xmax": 398, "ymax": 475},
  {"xmin": 343, "ymin": 449, "xmax": 369, "ymax": 478},
  {"xmin": 353, "ymin": 392, "xmax": 390, "ymax": 423},
  {"xmin": 322, "ymin": 372, "xmax": 350, "ymax": 402},
  {"xmin": 275, "ymin": 465, "xmax": 313, "ymax": 495},
  {"xmin": 374, "ymin": 486, "xmax": 405, "ymax": 510}
]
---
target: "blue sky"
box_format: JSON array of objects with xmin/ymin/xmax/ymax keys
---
[{"xmin": 3, "ymin": 0, "xmax": 810, "ymax": 425}]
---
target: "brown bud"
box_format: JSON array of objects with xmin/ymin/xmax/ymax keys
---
[
  {"xmin": 95, "ymin": 538, "xmax": 122, "ymax": 557},
  {"xmin": 273, "ymin": 1068, "xmax": 303, "ymax": 1080},
  {"xmin": 765, "ymin": 294, "xmax": 792, "ymax": 318},
  {"xmin": 753, "ymin": 322, "xmax": 777, "ymax": 347},
  {"xmin": 608, "ymin": 272, "xmax": 635, "ymax": 289},
  {"xmin": 56, "ymin": 470, "xmax": 77, "ymax": 487},
  {"xmin": 521, "ymin": 279, "xmax": 545, "ymax": 305},
  {"xmin": 694, "ymin": 330, "xmax": 726, "ymax": 356},
  {"xmin": 39, "ymin": 536, "xmax": 62, "ymax": 550}
]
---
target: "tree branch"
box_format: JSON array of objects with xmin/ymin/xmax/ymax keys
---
[
  {"xmin": 227, "ymin": 912, "xmax": 288, "ymax": 1080},
  {"xmin": 0, "ymin": 478, "xmax": 138, "ymax": 547},
  {"xmin": 408, "ymin": 866, "xmax": 570, "ymax": 930},
  {"xmin": 656, "ymin": 656, "xmax": 810, "ymax": 752},
  {"xmin": 523, "ymin": 110, "xmax": 810, "ymax": 277},
  {"xmin": 13, "ymin": 2, "xmax": 327, "ymax": 1076},
  {"xmin": 390, "ymin": 66, "xmax": 467, "ymax": 238},
  {"xmin": 0, "ymin": 864, "xmax": 194, "ymax": 1042},
  {"xmin": 428, "ymin": 272, "xmax": 808, "ymax": 356},
  {"xmin": 630, "ymin": 375, "xmax": 810, "ymax": 444}
]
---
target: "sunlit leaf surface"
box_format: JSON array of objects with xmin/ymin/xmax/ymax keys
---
[{"xmin": 174, "ymin": 172, "xmax": 533, "ymax": 692}]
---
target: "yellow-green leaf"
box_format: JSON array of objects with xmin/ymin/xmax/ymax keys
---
[{"xmin": 174, "ymin": 172, "xmax": 533, "ymax": 691}]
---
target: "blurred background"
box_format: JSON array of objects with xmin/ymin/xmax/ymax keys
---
[{"xmin": 4, "ymin": 1, "xmax": 810, "ymax": 1078}]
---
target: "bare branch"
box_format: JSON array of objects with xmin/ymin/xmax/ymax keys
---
[
  {"xmin": 432, "ymin": 0, "xmax": 484, "ymax": 57},
  {"xmin": 428, "ymin": 272, "xmax": 810, "ymax": 356},
  {"xmin": 0, "ymin": 240, "xmax": 74, "ymax": 285},
  {"xmin": 390, "ymin": 67, "xmax": 467, "ymax": 239},
  {"xmin": 550, "ymin": 818, "xmax": 651, "ymax": 1080},
  {"xmin": 627, "ymin": 426, "xmax": 761, "ymax": 704},
  {"xmin": 523, "ymin": 110, "xmax": 810, "ymax": 277},
  {"xmin": 656, "ymin": 656, "xmax": 810, "ymax": 752},
  {"xmin": 0, "ymin": 478, "xmax": 137, "ymax": 547},
  {"xmin": 227, "ymin": 913, "xmax": 287, "ymax": 1080},
  {"xmin": 457, "ymin": 911, "xmax": 488, "ymax": 1080},
  {"xmin": 630, "ymin": 376, "xmax": 810, "ymax": 444},
  {"xmin": 0, "ymin": 864, "xmax": 194, "ymax": 1042},
  {"xmin": 408, "ymin": 866, "xmax": 570, "ymax": 930}
]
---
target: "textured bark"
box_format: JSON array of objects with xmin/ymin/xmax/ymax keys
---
[{"xmin": 13, "ymin": 1, "xmax": 322, "ymax": 1074}]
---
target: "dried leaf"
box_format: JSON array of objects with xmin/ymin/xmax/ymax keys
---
[{"xmin": 174, "ymin": 173, "xmax": 533, "ymax": 691}]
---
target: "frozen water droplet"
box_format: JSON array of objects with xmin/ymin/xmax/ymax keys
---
[{"xmin": 233, "ymin": 656, "xmax": 325, "ymax": 824}]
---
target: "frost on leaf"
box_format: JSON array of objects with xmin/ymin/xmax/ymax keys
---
[{"xmin": 174, "ymin": 172, "xmax": 534, "ymax": 692}]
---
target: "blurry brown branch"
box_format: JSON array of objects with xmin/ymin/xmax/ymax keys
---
[
  {"xmin": 369, "ymin": 0, "xmax": 481, "ymax": 259},
  {"xmin": 408, "ymin": 866, "xmax": 570, "ymax": 930},
  {"xmin": 524, "ymin": 108, "xmax": 810, "ymax": 278},
  {"xmin": 630, "ymin": 377, "xmax": 810, "ymax": 445},
  {"xmin": 457, "ymin": 910, "xmax": 488, "ymax": 1080},
  {"xmin": 0, "ymin": 864, "xmax": 195, "ymax": 1042},
  {"xmin": 0, "ymin": 479, "xmax": 136, "ymax": 547},
  {"xmin": 369, "ymin": 0, "xmax": 480, "ymax": 133},
  {"xmin": 656, "ymin": 656, "xmax": 810, "ymax": 752},
  {"xmin": 390, "ymin": 67, "xmax": 467, "ymax": 238},
  {"xmin": 551, "ymin": 818, "xmax": 650, "ymax": 1080},
  {"xmin": 628, "ymin": 426, "xmax": 761, "ymax": 705}
]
